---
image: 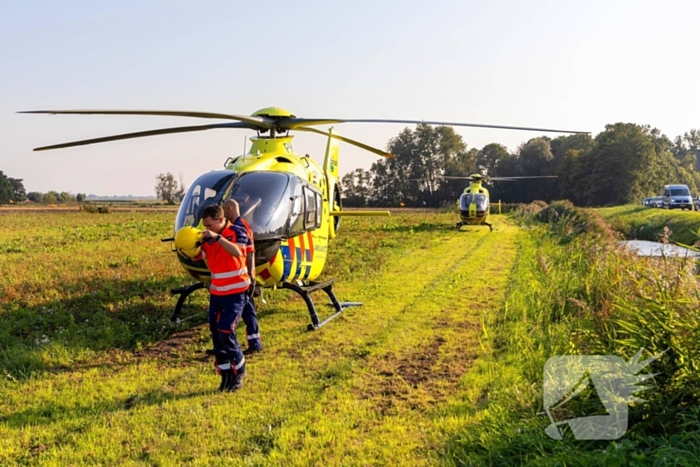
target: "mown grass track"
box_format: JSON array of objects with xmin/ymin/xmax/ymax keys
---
[{"xmin": 0, "ymin": 211, "xmax": 520, "ymax": 466}]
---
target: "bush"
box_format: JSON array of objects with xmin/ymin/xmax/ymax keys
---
[{"xmin": 80, "ymin": 205, "xmax": 111, "ymax": 214}]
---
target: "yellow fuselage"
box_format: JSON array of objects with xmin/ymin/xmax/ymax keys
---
[
  {"xmin": 176, "ymin": 136, "xmax": 333, "ymax": 287},
  {"xmin": 459, "ymin": 181, "xmax": 490, "ymax": 226}
]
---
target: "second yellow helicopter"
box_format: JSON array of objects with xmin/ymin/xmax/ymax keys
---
[{"xmin": 443, "ymin": 173, "xmax": 558, "ymax": 231}]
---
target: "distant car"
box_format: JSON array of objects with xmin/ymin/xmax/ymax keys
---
[
  {"xmin": 643, "ymin": 197, "xmax": 654, "ymax": 207},
  {"xmin": 653, "ymin": 196, "xmax": 664, "ymax": 208},
  {"xmin": 694, "ymin": 197, "xmax": 700, "ymax": 211},
  {"xmin": 662, "ymin": 184, "xmax": 693, "ymax": 210}
]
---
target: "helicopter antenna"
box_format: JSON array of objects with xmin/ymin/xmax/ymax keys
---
[{"xmin": 243, "ymin": 136, "xmax": 247, "ymax": 155}]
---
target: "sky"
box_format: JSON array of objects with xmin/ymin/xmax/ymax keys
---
[{"xmin": 1, "ymin": 0, "xmax": 698, "ymax": 196}]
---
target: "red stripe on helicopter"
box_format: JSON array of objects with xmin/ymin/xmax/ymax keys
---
[
  {"xmin": 268, "ymin": 250, "xmax": 277, "ymax": 266},
  {"xmin": 298, "ymin": 232, "xmax": 306, "ymax": 263},
  {"xmin": 307, "ymin": 231, "xmax": 314, "ymax": 262}
]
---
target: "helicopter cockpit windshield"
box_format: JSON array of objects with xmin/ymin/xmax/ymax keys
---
[
  {"xmin": 459, "ymin": 193, "xmax": 489, "ymax": 214},
  {"xmin": 176, "ymin": 170, "xmax": 315, "ymax": 241},
  {"xmin": 225, "ymin": 171, "xmax": 291, "ymax": 240},
  {"xmin": 175, "ymin": 171, "xmax": 238, "ymax": 231}
]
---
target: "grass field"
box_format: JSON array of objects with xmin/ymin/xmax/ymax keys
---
[
  {"xmin": 0, "ymin": 210, "xmax": 522, "ymax": 465},
  {"xmin": 2, "ymin": 207, "xmax": 698, "ymax": 466}
]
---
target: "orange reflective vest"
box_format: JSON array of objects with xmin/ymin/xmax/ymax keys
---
[{"xmin": 201, "ymin": 222, "xmax": 250, "ymax": 296}]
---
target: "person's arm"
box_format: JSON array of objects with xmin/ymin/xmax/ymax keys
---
[
  {"xmin": 201, "ymin": 230, "xmax": 245, "ymax": 258},
  {"xmin": 215, "ymin": 234, "xmax": 244, "ymax": 258},
  {"xmin": 246, "ymin": 253, "xmax": 255, "ymax": 281}
]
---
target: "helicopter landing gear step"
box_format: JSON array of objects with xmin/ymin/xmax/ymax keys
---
[
  {"xmin": 281, "ymin": 279, "xmax": 361, "ymax": 331},
  {"xmin": 169, "ymin": 282, "xmax": 206, "ymax": 322}
]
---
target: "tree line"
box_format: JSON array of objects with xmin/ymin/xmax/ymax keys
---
[
  {"xmin": 0, "ymin": 171, "xmax": 183, "ymax": 205},
  {"xmin": 341, "ymin": 123, "xmax": 700, "ymax": 207},
  {"xmin": 0, "ymin": 172, "xmax": 88, "ymax": 204}
]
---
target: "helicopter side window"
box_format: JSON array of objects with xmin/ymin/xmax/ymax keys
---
[
  {"xmin": 288, "ymin": 179, "xmax": 305, "ymax": 237},
  {"xmin": 303, "ymin": 185, "xmax": 322, "ymax": 230},
  {"xmin": 315, "ymin": 192, "xmax": 323, "ymax": 226}
]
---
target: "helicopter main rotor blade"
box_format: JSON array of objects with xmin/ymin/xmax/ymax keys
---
[
  {"xmin": 31, "ymin": 122, "xmax": 256, "ymax": 151},
  {"xmin": 284, "ymin": 118, "xmax": 588, "ymax": 135},
  {"xmin": 489, "ymin": 176, "xmax": 559, "ymax": 180},
  {"xmin": 295, "ymin": 127, "xmax": 395, "ymax": 158},
  {"xmin": 19, "ymin": 110, "xmax": 272, "ymax": 129}
]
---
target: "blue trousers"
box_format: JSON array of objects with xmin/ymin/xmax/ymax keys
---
[
  {"xmin": 208, "ymin": 293, "xmax": 246, "ymax": 375},
  {"xmin": 242, "ymin": 296, "xmax": 262, "ymax": 350}
]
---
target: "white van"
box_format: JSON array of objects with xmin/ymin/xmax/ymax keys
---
[{"xmin": 661, "ymin": 184, "xmax": 693, "ymax": 210}]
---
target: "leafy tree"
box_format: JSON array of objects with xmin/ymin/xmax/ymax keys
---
[
  {"xmin": 671, "ymin": 129, "xmax": 700, "ymax": 171},
  {"xmin": 585, "ymin": 123, "xmax": 656, "ymax": 206},
  {"xmin": 9, "ymin": 178, "xmax": 26, "ymax": 202},
  {"xmin": 476, "ymin": 143, "xmax": 509, "ymax": 177},
  {"xmin": 155, "ymin": 173, "xmax": 186, "ymax": 205},
  {"xmin": 0, "ymin": 171, "xmax": 13, "ymax": 203},
  {"xmin": 43, "ymin": 191, "xmax": 58, "ymax": 204},
  {"xmin": 369, "ymin": 158, "xmax": 405, "ymax": 207},
  {"xmin": 341, "ymin": 169, "xmax": 371, "ymax": 207},
  {"xmin": 439, "ymin": 148, "xmax": 478, "ymax": 204},
  {"xmin": 550, "ymin": 133, "xmax": 595, "ymax": 161},
  {"xmin": 374, "ymin": 124, "xmax": 467, "ymax": 206},
  {"xmin": 27, "ymin": 192, "xmax": 43, "ymax": 203},
  {"xmin": 59, "ymin": 192, "xmax": 73, "ymax": 203},
  {"xmin": 76, "ymin": 193, "xmax": 86, "ymax": 203}
]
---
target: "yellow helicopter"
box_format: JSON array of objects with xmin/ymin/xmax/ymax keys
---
[
  {"xmin": 442, "ymin": 173, "xmax": 558, "ymax": 231},
  {"xmin": 22, "ymin": 107, "xmax": 581, "ymax": 329}
]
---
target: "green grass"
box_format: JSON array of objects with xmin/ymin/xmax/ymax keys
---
[
  {"xmin": 441, "ymin": 202, "xmax": 700, "ymax": 466},
  {"xmin": 2, "ymin": 207, "xmax": 698, "ymax": 465},
  {"xmin": 0, "ymin": 210, "xmax": 520, "ymax": 465},
  {"xmin": 597, "ymin": 205, "xmax": 700, "ymax": 246}
]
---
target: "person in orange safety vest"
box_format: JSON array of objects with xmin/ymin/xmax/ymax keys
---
[{"xmin": 198, "ymin": 204, "xmax": 250, "ymax": 392}]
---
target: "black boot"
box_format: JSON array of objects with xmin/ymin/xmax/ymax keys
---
[
  {"xmin": 218, "ymin": 369, "xmax": 234, "ymax": 392},
  {"xmin": 226, "ymin": 371, "xmax": 246, "ymax": 392}
]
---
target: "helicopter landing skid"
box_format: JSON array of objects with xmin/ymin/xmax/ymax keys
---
[
  {"xmin": 281, "ymin": 279, "xmax": 359, "ymax": 331},
  {"xmin": 169, "ymin": 282, "xmax": 206, "ymax": 322},
  {"xmin": 456, "ymin": 221, "xmax": 493, "ymax": 232}
]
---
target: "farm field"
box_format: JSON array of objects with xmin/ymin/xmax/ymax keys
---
[
  {"xmin": 2, "ymin": 206, "xmax": 699, "ymax": 466},
  {"xmin": 0, "ymin": 210, "xmax": 520, "ymax": 465}
]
